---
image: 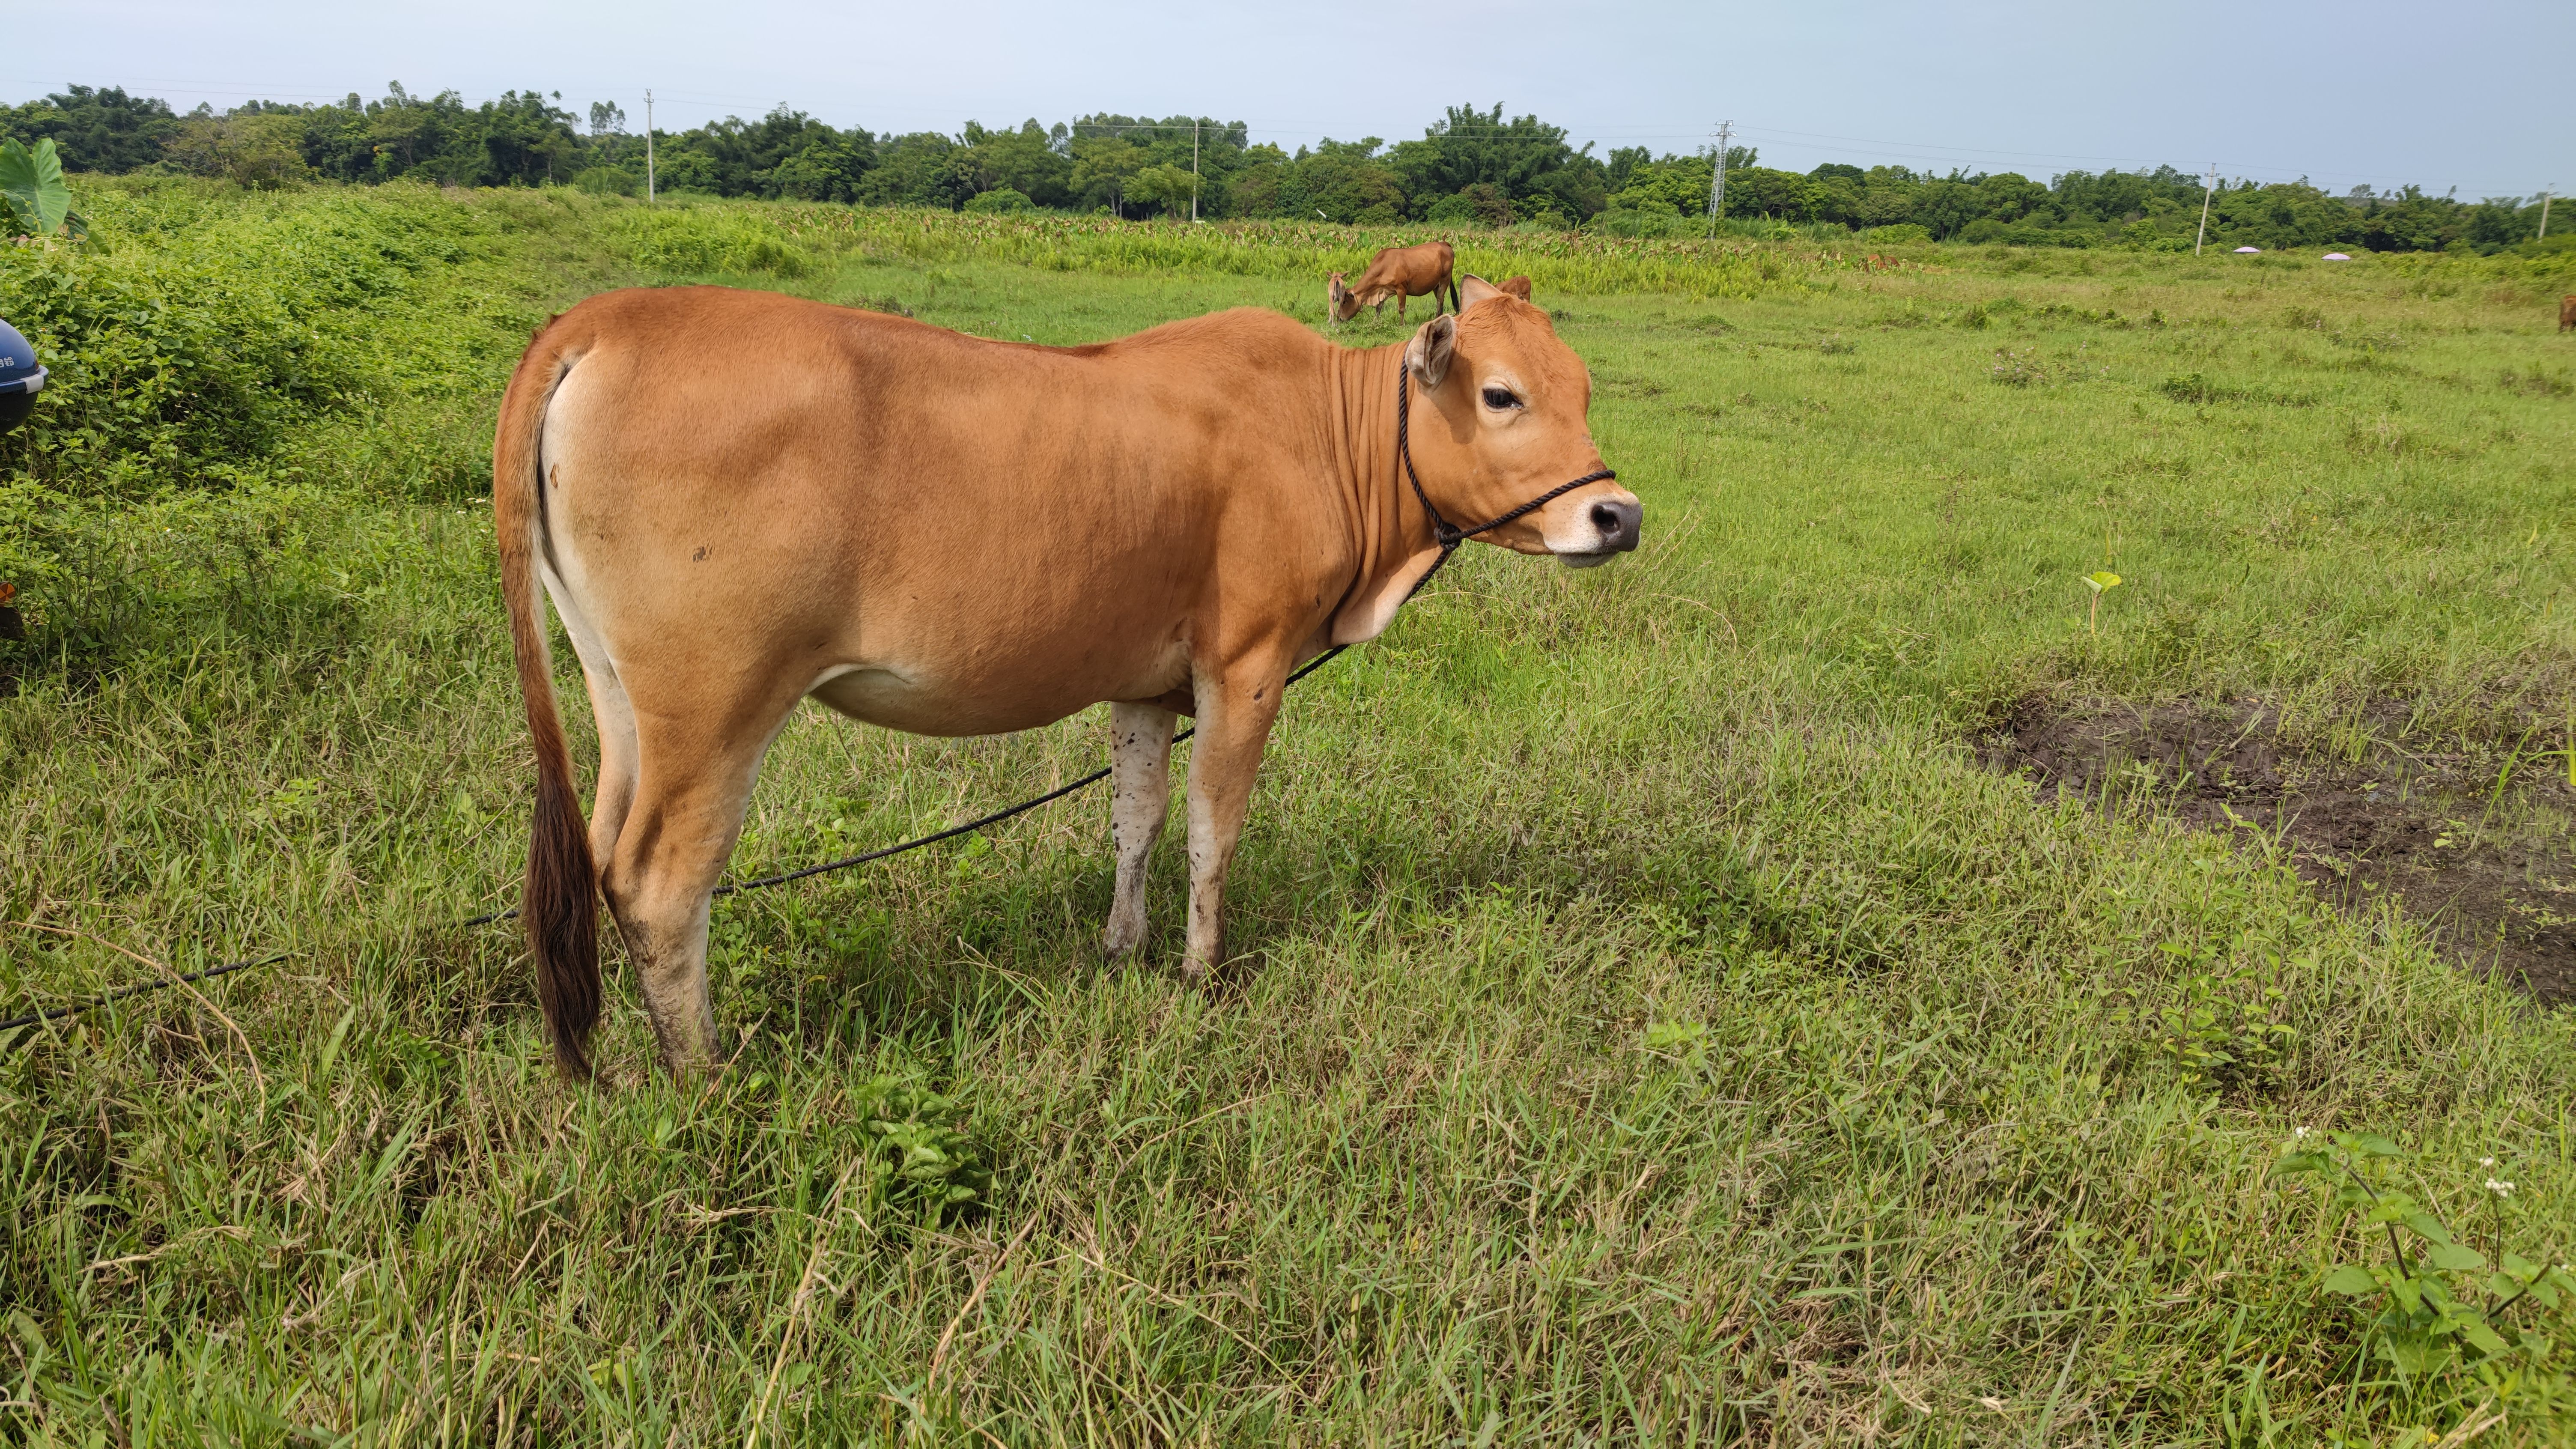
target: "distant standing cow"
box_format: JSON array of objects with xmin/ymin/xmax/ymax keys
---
[
  {"xmin": 2561, "ymin": 295, "xmax": 2575, "ymax": 332},
  {"xmin": 1499, "ymin": 276, "xmax": 1533, "ymax": 302},
  {"xmin": 1328, "ymin": 241, "xmax": 1457, "ymax": 324}
]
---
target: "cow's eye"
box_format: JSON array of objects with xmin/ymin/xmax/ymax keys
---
[{"xmin": 1482, "ymin": 386, "xmax": 1521, "ymax": 411}]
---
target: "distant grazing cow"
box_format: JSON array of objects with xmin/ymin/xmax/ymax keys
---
[
  {"xmin": 494, "ymin": 277, "xmax": 1639, "ymax": 1078},
  {"xmin": 1328, "ymin": 241, "xmax": 1457, "ymax": 324},
  {"xmin": 1499, "ymin": 276, "xmax": 1533, "ymax": 302},
  {"xmin": 2562, "ymin": 295, "xmax": 2575, "ymax": 332}
]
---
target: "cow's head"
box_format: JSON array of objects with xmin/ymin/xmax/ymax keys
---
[
  {"xmin": 1326, "ymin": 272, "xmax": 1361, "ymax": 324},
  {"xmin": 1406, "ymin": 275, "xmax": 1640, "ymax": 569}
]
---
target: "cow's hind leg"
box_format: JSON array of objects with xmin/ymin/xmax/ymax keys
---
[
  {"xmin": 1103, "ymin": 701, "xmax": 1178, "ymax": 957},
  {"xmin": 581, "ymin": 662, "xmax": 640, "ymax": 871},
  {"xmin": 599, "ymin": 674, "xmax": 795, "ymax": 1073}
]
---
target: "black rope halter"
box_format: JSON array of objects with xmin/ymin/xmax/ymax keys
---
[{"xmin": 1391, "ymin": 364, "xmax": 1619, "ymax": 602}]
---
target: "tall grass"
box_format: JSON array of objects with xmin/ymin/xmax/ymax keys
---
[
  {"xmin": 3, "ymin": 183, "xmax": 2573, "ymax": 1443},
  {"xmin": 765, "ymin": 204, "xmax": 1846, "ymax": 299}
]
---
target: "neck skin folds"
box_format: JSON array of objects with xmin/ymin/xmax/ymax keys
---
[{"xmin": 1322, "ymin": 340, "xmax": 1449, "ymax": 646}]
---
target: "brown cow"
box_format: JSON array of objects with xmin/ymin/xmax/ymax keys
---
[
  {"xmin": 496, "ymin": 276, "xmax": 1639, "ymax": 1077},
  {"xmin": 1328, "ymin": 240, "xmax": 1457, "ymax": 323},
  {"xmin": 2561, "ymin": 294, "xmax": 2575, "ymax": 332},
  {"xmin": 1499, "ymin": 276, "xmax": 1533, "ymax": 302}
]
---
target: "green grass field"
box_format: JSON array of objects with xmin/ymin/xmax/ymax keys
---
[{"xmin": 5, "ymin": 184, "xmax": 2575, "ymax": 1443}]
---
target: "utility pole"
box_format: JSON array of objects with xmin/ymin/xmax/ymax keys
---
[
  {"xmin": 645, "ymin": 89, "xmax": 656, "ymax": 203},
  {"xmin": 1192, "ymin": 119, "xmax": 1201, "ymax": 224},
  {"xmin": 2540, "ymin": 186, "xmax": 2553, "ymax": 241},
  {"xmin": 1705, "ymin": 119, "xmax": 1732, "ymax": 239},
  {"xmin": 2194, "ymin": 162, "xmax": 2216, "ymax": 255}
]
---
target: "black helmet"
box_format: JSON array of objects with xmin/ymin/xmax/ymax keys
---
[{"xmin": 0, "ymin": 317, "xmax": 45, "ymax": 437}]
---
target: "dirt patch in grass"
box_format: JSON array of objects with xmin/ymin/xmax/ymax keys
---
[{"xmin": 1980, "ymin": 698, "xmax": 2576, "ymax": 1005}]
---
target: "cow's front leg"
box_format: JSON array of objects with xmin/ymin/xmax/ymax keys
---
[
  {"xmin": 1180, "ymin": 660, "xmax": 1288, "ymax": 980},
  {"xmin": 1104, "ymin": 700, "xmax": 1178, "ymax": 958}
]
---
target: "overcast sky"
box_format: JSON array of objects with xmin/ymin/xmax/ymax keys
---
[{"xmin": 13, "ymin": 0, "xmax": 2567, "ymax": 198}]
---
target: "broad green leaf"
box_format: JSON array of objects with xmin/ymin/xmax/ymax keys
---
[
  {"xmin": 2322, "ymin": 1264, "xmax": 2379, "ymax": 1295},
  {"xmin": 2501, "ymin": 1252, "xmax": 2537, "ymax": 1279},
  {"xmin": 2462, "ymin": 1320, "xmax": 2511, "ymax": 1357},
  {"xmin": 2087, "ymin": 570, "xmax": 2122, "ymax": 590},
  {"xmin": 2421, "ymin": 1237, "xmax": 2483, "ymax": 1268},
  {"xmin": 2346, "ymin": 1133, "xmax": 2403, "ymax": 1157},
  {"xmin": 2406, "ymin": 1212, "xmax": 2459, "ymax": 1248},
  {"xmin": 0, "ymin": 137, "xmax": 71, "ymax": 236},
  {"xmin": 2380, "ymin": 1337, "xmax": 2434, "ymax": 1380}
]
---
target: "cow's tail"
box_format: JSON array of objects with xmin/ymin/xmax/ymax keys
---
[{"xmin": 493, "ymin": 326, "xmax": 600, "ymax": 1082}]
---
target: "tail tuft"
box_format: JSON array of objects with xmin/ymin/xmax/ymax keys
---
[
  {"xmin": 495, "ymin": 329, "xmax": 602, "ymax": 1082},
  {"xmin": 525, "ymin": 758, "xmax": 599, "ymax": 1079}
]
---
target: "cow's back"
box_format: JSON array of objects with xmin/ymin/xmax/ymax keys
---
[{"xmin": 1360, "ymin": 241, "xmax": 1454, "ymax": 293}]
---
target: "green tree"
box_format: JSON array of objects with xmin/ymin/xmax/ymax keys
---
[
  {"xmin": 164, "ymin": 112, "xmax": 315, "ymax": 189},
  {"xmin": 771, "ymin": 137, "xmax": 872, "ymax": 202},
  {"xmin": 960, "ymin": 120, "xmax": 1073, "ymax": 208},
  {"xmin": 1070, "ymin": 134, "xmax": 1148, "ymax": 215},
  {"xmin": 0, "ymin": 86, "xmax": 179, "ymax": 172},
  {"xmin": 857, "ymin": 133, "xmax": 975, "ymax": 209},
  {"xmin": 1388, "ymin": 103, "xmax": 1606, "ymax": 223},
  {"xmin": 1126, "ymin": 162, "xmax": 1199, "ymax": 218}
]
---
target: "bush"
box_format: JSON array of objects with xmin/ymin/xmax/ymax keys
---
[
  {"xmin": 1588, "ymin": 208, "xmax": 1708, "ymax": 240},
  {"xmin": 962, "ymin": 187, "xmax": 1035, "ymax": 215},
  {"xmin": 1865, "ymin": 223, "xmax": 1930, "ymax": 244},
  {"xmin": 0, "ymin": 182, "xmax": 510, "ymax": 496},
  {"xmin": 601, "ymin": 203, "xmax": 814, "ymax": 276},
  {"xmin": 572, "ymin": 165, "xmax": 639, "ymax": 197}
]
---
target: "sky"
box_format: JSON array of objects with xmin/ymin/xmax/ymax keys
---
[{"xmin": 12, "ymin": 0, "xmax": 2568, "ymax": 199}]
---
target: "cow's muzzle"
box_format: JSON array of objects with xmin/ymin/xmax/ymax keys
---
[{"xmin": 1554, "ymin": 494, "xmax": 1642, "ymax": 568}]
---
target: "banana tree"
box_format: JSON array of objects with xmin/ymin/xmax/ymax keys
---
[{"xmin": 0, "ymin": 137, "xmax": 85, "ymax": 240}]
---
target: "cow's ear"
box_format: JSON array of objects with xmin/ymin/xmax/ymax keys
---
[
  {"xmin": 1457, "ymin": 274, "xmax": 1502, "ymax": 310},
  {"xmin": 1406, "ymin": 314, "xmax": 1457, "ymax": 390}
]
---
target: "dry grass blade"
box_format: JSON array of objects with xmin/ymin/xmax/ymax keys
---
[
  {"xmin": 742, "ymin": 1157, "xmax": 864, "ymax": 1449},
  {"xmin": 924, "ymin": 1213, "xmax": 1041, "ymax": 1392}
]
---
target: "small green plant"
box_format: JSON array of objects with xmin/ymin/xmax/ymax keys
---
[
  {"xmin": 1642, "ymin": 1017, "xmax": 1712, "ymax": 1072},
  {"xmin": 2498, "ymin": 364, "xmax": 2572, "ymax": 399},
  {"xmin": 851, "ymin": 1073, "xmax": 991, "ymax": 1221},
  {"xmin": 2144, "ymin": 951, "xmax": 2294, "ymax": 1090},
  {"xmin": 2275, "ymin": 1132, "xmax": 2575, "ymax": 1399},
  {"xmin": 2161, "ymin": 371, "xmax": 2229, "ymax": 404},
  {"xmin": 2083, "ymin": 570, "xmax": 2122, "ymax": 632},
  {"xmin": 1991, "ymin": 348, "xmax": 2048, "ymax": 385},
  {"xmin": 0, "ymin": 137, "xmax": 83, "ymax": 240}
]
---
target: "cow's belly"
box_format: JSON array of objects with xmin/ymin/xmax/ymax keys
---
[{"xmin": 805, "ymin": 622, "xmax": 1191, "ymax": 737}]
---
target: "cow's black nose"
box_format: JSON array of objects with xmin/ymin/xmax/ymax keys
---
[{"xmin": 1589, "ymin": 498, "xmax": 1642, "ymax": 552}]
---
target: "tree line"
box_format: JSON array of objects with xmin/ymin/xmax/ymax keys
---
[{"xmin": 2, "ymin": 83, "xmax": 2560, "ymax": 254}]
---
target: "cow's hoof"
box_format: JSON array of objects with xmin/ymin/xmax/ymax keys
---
[
  {"xmin": 1103, "ymin": 912, "xmax": 1146, "ymax": 958},
  {"xmin": 1177, "ymin": 958, "xmax": 1211, "ymax": 984}
]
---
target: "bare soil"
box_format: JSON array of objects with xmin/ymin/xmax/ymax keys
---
[{"xmin": 1980, "ymin": 698, "xmax": 2576, "ymax": 1005}]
